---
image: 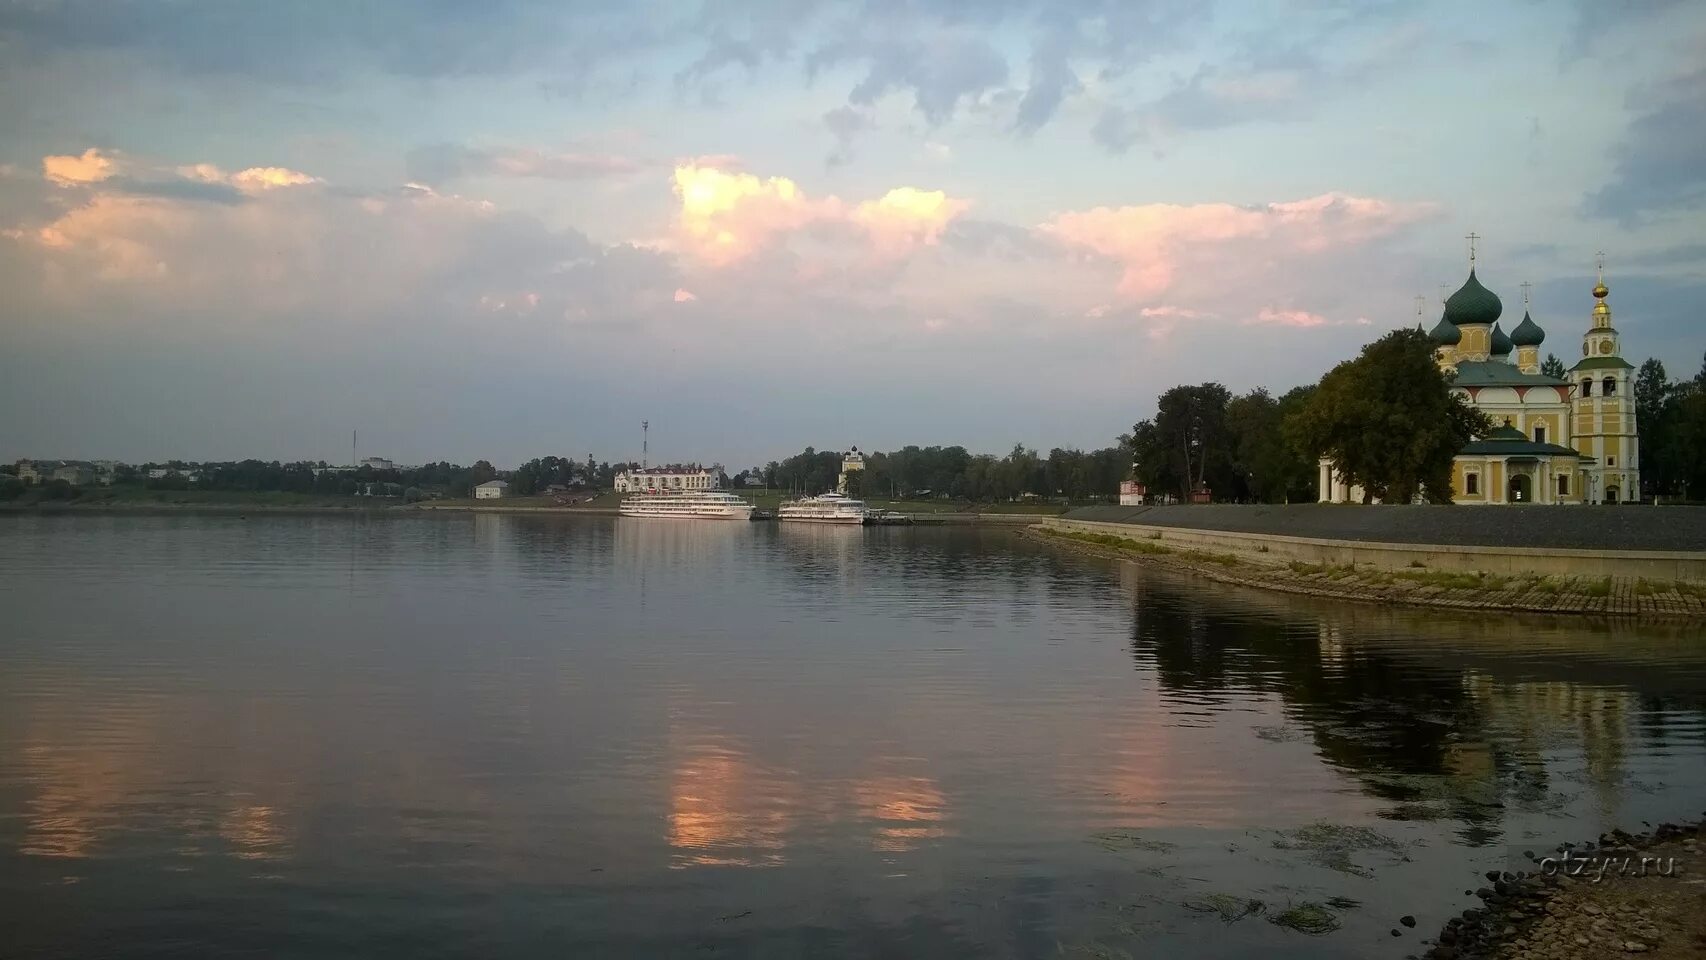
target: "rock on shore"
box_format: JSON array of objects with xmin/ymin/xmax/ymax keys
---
[{"xmin": 1420, "ymin": 820, "xmax": 1703, "ymax": 959}]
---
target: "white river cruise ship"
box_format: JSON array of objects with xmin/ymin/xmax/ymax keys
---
[
  {"xmin": 777, "ymin": 493, "xmax": 869, "ymax": 524},
  {"xmin": 619, "ymin": 491, "xmax": 756, "ymax": 520}
]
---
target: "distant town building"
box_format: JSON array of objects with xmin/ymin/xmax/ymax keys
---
[
  {"xmin": 360, "ymin": 457, "xmax": 395, "ymax": 470},
  {"xmin": 474, "ymin": 480, "xmax": 510, "ymax": 499},
  {"xmin": 51, "ymin": 463, "xmax": 96, "ymax": 485},
  {"xmin": 614, "ymin": 466, "xmax": 723, "ymax": 493},
  {"xmin": 15, "ymin": 460, "xmax": 41, "ymax": 484},
  {"xmin": 1118, "ymin": 480, "xmax": 1146, "ymax": 506},
  {"xmin": 837, "ymin": 447, "xmax": 866, "ymax": 494}
]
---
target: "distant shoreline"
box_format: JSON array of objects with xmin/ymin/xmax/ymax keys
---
[{"xmin": 0, "ymin": 499, "xmax": 1042, "ymax": 524}]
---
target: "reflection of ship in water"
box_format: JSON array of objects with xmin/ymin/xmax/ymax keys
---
[
  {"xmin": 614, "ymin": 510, "xmax": 749, "ymax": 572},
  {"xmin": 1118, "ymin": 564, "xmax": 1701, "ymax": 839}
]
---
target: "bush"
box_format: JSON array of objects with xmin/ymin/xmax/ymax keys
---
[{"xmin": 41, "ymin": 479, "xmax": 81, "ymax": 500}]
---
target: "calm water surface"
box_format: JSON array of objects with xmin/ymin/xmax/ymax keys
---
[{"xmin": 2, "ymin": 514, "xmax": 1704, "ymax": 959}]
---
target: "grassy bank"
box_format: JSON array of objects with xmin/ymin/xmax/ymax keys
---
[{"xmin": 1029, "ymin": 527, "xmax": 1706, "ymax": 620}]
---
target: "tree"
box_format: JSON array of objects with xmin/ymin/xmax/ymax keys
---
[
  {"xmin": 1540, "ymin": 353, "xmax": 1566, "ymax": 379},
  {"xmin": 1224, "ymin": 386, "xmax": 1320, "ymax": 503},
  {"xmin": 1285, "ymin": 328, "xmax": 1492, "ymax": 503},
  {"xmin": 1140, "ymin": 383, "xmax": 1233, "ymax": 500}
]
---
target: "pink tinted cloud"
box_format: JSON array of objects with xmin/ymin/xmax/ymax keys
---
[
  {"xmin": 671, "ymin": 164, "xmax": 969, "ymax": 266},
  {"xmin": 1039, "ymin": 192, "xmax": 1434, "ymax": 299},
  {"xmin": 43, "ymin": 148, "xmax": 118, "ymax": 185},
  {"xmin": 1252, "ymin": 307, "xmax": 1328, "ymax": 327}
]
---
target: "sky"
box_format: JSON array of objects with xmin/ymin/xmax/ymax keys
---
[{"xmin": 2, "ymin": 0, "xmax": 1704, "ymax": 470}]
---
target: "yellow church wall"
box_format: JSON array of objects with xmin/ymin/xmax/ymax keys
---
[
  {"xmin": 1489, "ymin": 461, "xmax": 1504, "ymax": 502},
  {"xmin": 1526, "ymin": 411, "xmax": 1563, "ymax": 445}
]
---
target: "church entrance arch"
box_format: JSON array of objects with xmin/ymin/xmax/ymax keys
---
[
  {"xmin": 1605, "ymin": 485, "xmax": 1619, "ymax": 503},
  {"xmin": 1508, "ymin": 473, "xmax": 1531, "ymax": 503}
]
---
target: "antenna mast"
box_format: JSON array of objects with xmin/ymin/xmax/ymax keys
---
[{"xmin": 642, "ymin": 420, "xmax": 649, "ymax": 471}]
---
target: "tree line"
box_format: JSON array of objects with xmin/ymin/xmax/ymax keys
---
[
  {"xmin": 1130, "ymin": 329, "xmax": 1491, "ymax": 504},
  {"xmin": 753, "ymin": 444, "xmax": 1132, "ymax": 502},
  {"xmin": 1635, "ymin": 353, "xmax": 1706, "ymax": 499}
]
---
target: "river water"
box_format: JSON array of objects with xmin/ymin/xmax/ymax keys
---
[{"xmin": 2, "ymin": 514, "xmax": 1703, "ymax": 959}]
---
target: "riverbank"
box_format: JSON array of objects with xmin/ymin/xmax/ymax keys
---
[
  {"xmin": 1023, "ymin": 527, "xmax": 1706, "ymax": 619},
  {"xmin": 1423, "ymin": 819, "xmax": 1702, "ymax": 959}
]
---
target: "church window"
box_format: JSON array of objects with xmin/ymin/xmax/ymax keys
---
[
  {"xmin": 1557, "ymin": 475, "xmax": 1569, "ymax": 497},
  {"xmin": 1534, "ymin": 425, "xmax": 1546, "ymax": 444},
  {"xmin": 1602, "ymin": 377, "xmax": 1616, "ymax": 395},
  {"xmin": 1608, "ymin": 456, "xmax": 1615, "ymax": 467},
  {"xmin": 1581, "ymin": 379, "xmax": 1592, "ymax": 397},
  {"xmin": 1465, "ymin": 473, "xmax": 1479, "ymax": 495}
]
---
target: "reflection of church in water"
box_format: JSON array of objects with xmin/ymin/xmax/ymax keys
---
[{"xmin": 1321, "ymin": 245, "xmax": 1640, "ymax": 504}]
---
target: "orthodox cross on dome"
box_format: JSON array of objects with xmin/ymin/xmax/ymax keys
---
[
  {"xmin": 1466, "ymin": 231, "xmax": 1481, "ymax": 265},
  {"xmin": 1595, "ymin": 250, "xmax": 1606, "ymax": 284},
  {"xmin": 1414, "ymin": 294, "xmax": 1425, "ymax": 319},
  {"xmin": 1520, "ymin": 281, "xmax": 1532, "ymax": 305},
  {"xmin": 1439, "ymin": 282, "xmax": 1450, "ymax": 304}
]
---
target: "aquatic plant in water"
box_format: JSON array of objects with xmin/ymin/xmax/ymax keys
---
[{"xmin": 1269, "ymin": 902, "xmax": 1341, "ymax": 934}]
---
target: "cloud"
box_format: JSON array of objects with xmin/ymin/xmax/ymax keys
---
[
  {"xmin": 43, "ymin": 148, "xmax": 116, "ymax": 185},
  {"xmin": 7, "ymin": 150, "xmax": 677, "ymax": 334},
  {"xmin": 405, "ymin": 143, "xmax": 641, "ymax": 185},
  {"xmin": 1039, "ymin": 192, "xmax": 1435, "ymax": 299},
  {"xmin": 1584, "ymin": 65, "xmax": 1706, "ymax": 222},
  {"xmin": 1251, "ymin": 307, "xmax": 1327, "ymax": 328},
  {"xmin": 807, "ymin": 26, "xmax": 1010, "ymax": 126},
  {"xmin": 823, "ymin": 105, "xmax": 873, "ymax": 167},
  {"xmin": 670, "ymin": 164, "xmax": 968, "ymax": 265},
  {"xmin": 673, "ymin": 288, "xmax": 698, "ymax": 302}
]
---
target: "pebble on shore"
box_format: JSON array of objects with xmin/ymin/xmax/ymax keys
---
[{"xmin": 1419, "ymin": 821, "xmax": 1702, "ymax": 960}]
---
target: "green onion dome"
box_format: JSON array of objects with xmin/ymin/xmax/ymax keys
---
[
  {"xmin": 1509, "ymin": 310, "xmax": 1544, "ymax": 347},
  {"xmin": 1428, "ymin": 313, "xmax": 1461, "ymax": 345},
  {"xmin": 1444, "ymin": 268, "xmax": 1503, "ymax": 326},
  {"xmin": 1490, "ymin": 321, "xmax": 1514, "ymax": 356}
]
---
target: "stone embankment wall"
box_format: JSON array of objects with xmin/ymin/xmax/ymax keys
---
[{"xmin": 1044, "ymin": 505, "xmax": 1706, "ymax": 582}]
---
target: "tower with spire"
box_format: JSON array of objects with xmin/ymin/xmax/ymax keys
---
[{"xmin": 1568, "ymin": 255, "xmax": 1640, "ymax": 503}]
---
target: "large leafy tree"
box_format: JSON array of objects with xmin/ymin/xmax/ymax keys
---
[
  {"xmin": 1285, "ymin": 328, "xmax": 1492, "ymax": 503},
  {"xmin": 1130, "ymin": 383, "xmax": 1234, "ymax": 500},
  {"xmin": 1224, "ymin": 385, "xmax": 1320, "ymax": 502}
]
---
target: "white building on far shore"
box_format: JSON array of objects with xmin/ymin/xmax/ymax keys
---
[
  {"xmin": 474, "ymin": 480, "xmax": 509, "ymax": 499},
  {"xmin": 614, "ymin": 465, "xmax": 723, "ymax": 493}
]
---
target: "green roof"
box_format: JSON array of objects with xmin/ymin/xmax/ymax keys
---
[
  {"xmin": 1460, "ymin": 433, "xmax": 1591, "ymax": 458},
  {"xmin": 1490, "ymin": 321, "xmax": 1514, "ymax": 356},
  {"xmin": 1568, "ymin": 355, "xmax": 1635, "ymax": 371},
  {"xmin": 1444, "ymin": 268, "xmax": 1503, "ymax": 326},
  {"xmin": 1449, "ymin": 360, "xmax": 1568, "ymax": 387},
  {"xmin": 1428, "ymin": 314, "xmax": 1461, "ymax": 345},
  {"xmin": 1509, "ymin": 310, "xmax": 1544, "ymax": 347}
]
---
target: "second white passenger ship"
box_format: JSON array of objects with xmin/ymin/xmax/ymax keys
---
[
  {"xmin": 777, "ymin": 492, "xmax": 869, "ymax": 524},
  {"xmin": 619, "ymin": 491, "xmax": 756, "ymax": 520}
]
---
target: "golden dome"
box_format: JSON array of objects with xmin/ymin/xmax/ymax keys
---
[
  {"xmin": 1592, "ymin": 282, "xmax": 1609, "ymax": 299},
  {"xmin": 1593, "ymin": 302, "xmax": 1610, "ymax": 316}
]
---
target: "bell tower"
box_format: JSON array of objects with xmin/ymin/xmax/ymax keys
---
[{"xmin": 1569, "ymin": 254, "xmax": 1639, "ymax": 503}]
